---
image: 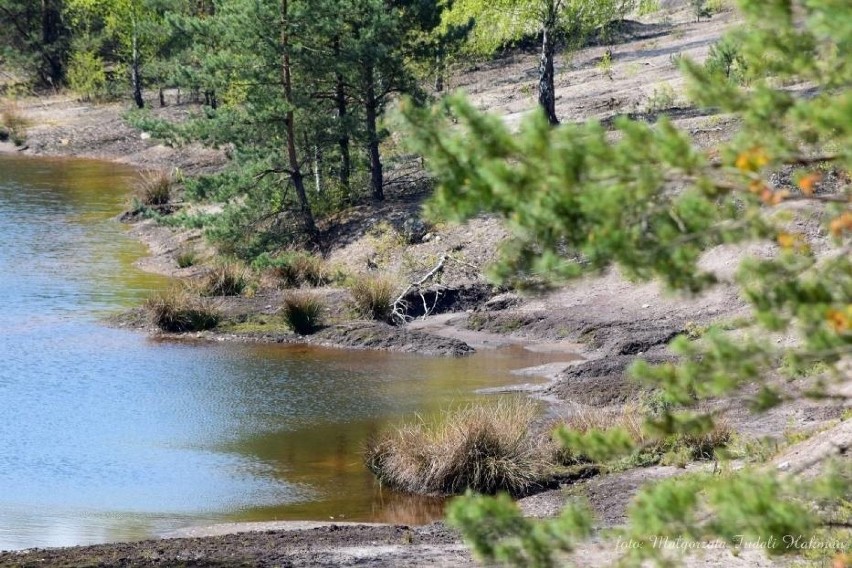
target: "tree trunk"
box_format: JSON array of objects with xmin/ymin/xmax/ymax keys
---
[
  {"xmin": 40, "ymin": 0, "xmax": 63, "ymax": 87},
  {"xmin": 280, "ymin": 0, "xmax": 317, "ymax": 237},
  {"xmin": 364, "ymin": 65, "xmax": 384, "ymax": 201},
  {"xmin": 333, "ymin": 37, "xmax": 351, "ymax": 198},
  {"xmin": 538, "ymin": 20, "xmax": 558, "ymax": 125},
  {"xmin": 131, "ymin": 16, "xmax": 144, "ymax": 109},
  {"xmin": 434, "ymin": 53, "xmax": 445, "ymax": 92}
]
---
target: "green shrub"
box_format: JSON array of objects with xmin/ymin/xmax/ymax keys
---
[
  {"xmin": 365, "ymin": 398, "xmax": 554, "ymax": 496},
  {"xmin": 199, "ymin": 263, "xmax": 250, "ymax": 296},
  {"xmin": 252, "ymin": 251, "xmax": 330, "ymax": 287},
  {"xmin": 282, "ymin": 292, "xmax": 325, "ymax": 335},
  {"xmin": 144, "ymin": 289, "xmax": 219, "ymax": 332},
  {"xmin": 348, "ymin": 275, "xmax": 397, "ymax": 322},
  {"xmin": 704, "ymin": 37, "xmax": 748, "ymax": 85},
  {"xmin": 67, "ymin": 50, "xmax": 107, "ymax": 101},
  {"xmin": 134, "ymin": 170, "xmax": 173, "ymax": 206}
]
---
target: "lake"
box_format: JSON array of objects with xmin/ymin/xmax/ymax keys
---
[{"xmin": 0, "ymin": 154, "xmax": 559, "ymax": 550}]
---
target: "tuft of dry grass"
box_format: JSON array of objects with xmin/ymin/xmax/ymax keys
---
[
  {"xmin": 134, "ymin": 170, "xmax": 174, "ymax": 206},
  {"xmin": 144, "ymin": 288, "xmax": 219, "ymax": 332},
  {"xmin": 265, "ymin": 252, "xmax": 331, "ymax": 287},
  {"xmin": 348, "ymin": 275, "xmax": 397, "ymax": 322},
  {"xmin": 282, "ymin": 292, "xmax": 325, "ymax": 335},
  {"xmin": 199, "ymin": 263, "xmax": 250, "ymax": 297},
  {"xmin": 176, "ymin": 248, "xmax": 199, "ymax": 269},
  {"xmin": 0, "ymin": 103, "xmax": 30, "ymax": 146},
  {"xmin": 557, "ymin": 403, "xmax": 733, "ymax": 467},
  {"xmin": 365, "ymin": 398, "xmax": 555, "ymax": 496}
]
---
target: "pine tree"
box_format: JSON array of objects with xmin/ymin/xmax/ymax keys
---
[
  {"xmin": 443, "ymin": 0, "xmax": 640, "ymax": 124},
  {"xmin": 0, "ymin": 0, "xmax": 70, "ymax": 87},
  {"xmin": 402, "ymin": 0, "xmax": 851, "ymax": 564}
]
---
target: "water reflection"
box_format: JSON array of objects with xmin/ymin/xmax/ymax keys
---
[{"xmin": 0, "ymin": 154, "xmax": 578, "ymax": 550}]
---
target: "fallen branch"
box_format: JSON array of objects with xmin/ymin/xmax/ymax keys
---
[{"xmin": 391, "ymin": 254, "xmax": 449, "ymax": 324}]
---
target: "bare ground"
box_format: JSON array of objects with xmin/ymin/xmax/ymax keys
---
[{"xmin": 2, "ymin": 2, "xmax": 849, "ymax": 566}]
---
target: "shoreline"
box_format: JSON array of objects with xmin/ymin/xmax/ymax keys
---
[{"xmin": 3, "ymin": 5, "xmax": 849, "ymax": 562}]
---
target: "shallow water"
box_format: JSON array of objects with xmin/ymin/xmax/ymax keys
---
[{"xmin": 0, "ymin": 154, "xmax": 572, "ymax": 550}]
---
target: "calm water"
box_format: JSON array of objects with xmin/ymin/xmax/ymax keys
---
[{"xmin": 0, "ymin": 154, "xmax": 564, "ymax": 551}]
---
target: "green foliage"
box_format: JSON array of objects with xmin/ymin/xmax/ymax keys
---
[
  {"xmin": 447, "ymin": 492, "xmax": 593, "ymax": 568},
  {"xmin": 0, "ymin": 0, "xmax": 70, "ymax": 87},
  {"xmin": 66, "ymin": 49, "xmax": 107, "ymax": 101},
  {"xmin": 281, "ymin": 292, "xmax": 325, "ymax": 335},
  {"xmin": 643, "ymin": 82, "xmax": 679, "ymax": 113},
  {"xmin": 402, "ymin": 0, "xmax": 852, "ymax": 564},
  {"xmin": 703, "ymin": 37, "xmax": 749, "ymax": 85}
]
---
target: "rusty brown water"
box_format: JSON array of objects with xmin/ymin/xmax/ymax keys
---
[{"xmin": 0, "ymin": 154, "xmax": 577, "ymax": 550}]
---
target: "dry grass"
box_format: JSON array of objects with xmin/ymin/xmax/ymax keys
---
[
  {"xmin": 176, "ymin": 248, "xmax": 199, "ymax": 269},
  {"xmin": 365, "ymin": 398, "xmax": 555, "ymax": 496},
  {"xmin": 199, "ymin": 263, "xmax": 250, "ymax": 297},
  {"xmin": 557, "ymin": 403, "xmax": 733, "ymax": 467},
  {"xmin": 261, "ymin": 252, "xmax": 331, "ymax": 287},
  {"xmin": 134, "ymin": 170, "xmax": 174, "ymax": 206},
  {"xmin": 0, "ymin": 102, "xmax": 30, "ymax": 146},
  {"xmin": 282, "ymin": 292, "xmax": 325, "ymax": 335},
  {"xmin": 349, "ymin": 275, "xmax": 397, "ymax": 322},
  {"xmin": 144, "ymin": 288, "xmax": 219, "ymax": 332}
]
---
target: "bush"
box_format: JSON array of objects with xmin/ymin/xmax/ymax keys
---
[
  {"xmin": 144, "ymin": 289, "xmax": 219, "ymax": 332},
  {"xmin": 348, "ymin": 275, "xmax": 397, "ymax": 322},
  {"xmin": 1, "ymin": 103, "xmax": 29, "ymax": 146},
  {"xmin": 253, "ymin": 251, "xmax": 330, "ymax": 287},
  {"xmin": 199, "ymin": 263, "xmax": 250, "ymax": 296},
  {"xmin": 134, "ymin": 170, "xmax": 173, "ymax": 206},
  {"xmin": 67, "ymin": 50, "xmax": 107, "ymax": 102},
  {"xmin": 704, "ymin": 37, "xmax": 748, "ymax": 84},
  {"xmin": 365, "ymin": 398, "xmax": 554, "ymax": 496},
  {"xmin": 282, "ymin": 292, "xmax": 325, "ymax": 334}
]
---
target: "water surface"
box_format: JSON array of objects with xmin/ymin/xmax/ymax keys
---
[{"xmin": 0, "ymin": 154, "xmax": 567, "ymax": 550}]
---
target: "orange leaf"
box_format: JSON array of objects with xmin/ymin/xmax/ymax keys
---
[
  {"xmin": 776, "ymin": 233, "xmax": 797, "ymax": 249},
  {"xmin": 829, "ymin": 212, "xmax": 852, "ymax": 237},
  {"xmin": 748, "ymin": 180, "xmax": 766, "ymax": 194},
  {"xmin": 797, "ymin": 172, "xmax": 821, "ymax": 195},
  {"xmin": 735, "ymin": 147, "xmax": 770, "ymax": 172},
  {"xmin": 826, "ymin": 309, "xmax": 849, "ymax": 333}
]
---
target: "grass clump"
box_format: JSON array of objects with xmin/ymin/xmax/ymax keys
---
[
  {"xmin": 556, "ymin": 403, "xmax": 733, "ymax": 469},
  {"xmin": 144, "ymin": 288, "xmax": 219, "ymax": 332},
  {"xmin": 134, "ymin": 170, "xmax": 174, "ymax": 206},
  {"xmin": 199, "ymin": 263, "xmax": 250, "ymax": 296},
  {"xmin": 282, "ymin": 292, "xmax": 325, "ymax": 335},
  {"xmin": 253, "ymin": 251, "xmax": 331, "ymax": 287},
  {"xmin": 365, "ymin": 398, "xmax": 554, "ymax": 496},
  {"xmin": 349, "ymin": 275, "xmax": 397, "ymax": 322},
  {"xmin": 176, "ymin": 248, "xmax": 199, "ymax": 269},
  {"xmin": 1, "ymin": 103, "xmax": 30, "ymax": 146}
]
